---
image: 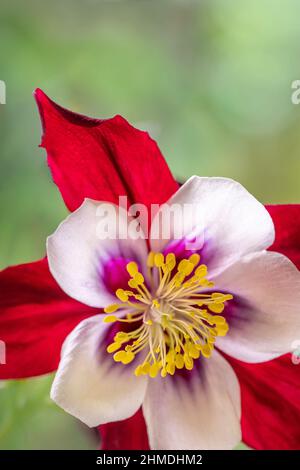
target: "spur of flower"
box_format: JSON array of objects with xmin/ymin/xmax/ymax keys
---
[{"xmin": 1, "ymin": 89, "xmax": 300, "ymax": 450}]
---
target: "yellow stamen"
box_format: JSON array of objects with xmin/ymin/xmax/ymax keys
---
[
  {"xmin": 126, "ymin": 261, "xmax": 139, "ymax": 277},
  {"xmin": 103, "ymin": 252, "xmax": 233, "ymax": 378},
  {"xmin": 189, "ymin": 253, "xmax": 201, "ymax": 266},
  {"xmin": 103, "ymin": 315, "xmax": 118, "ymax": 323},
  {"xmin": 104, "ymin": 304, "xmax": 120, "ymax": 314},
  {"xmin": 147, "ymin": 251, "xmax": 155, "ymax": 268},
  {"xmin": 154, "ymin": 253, "xmax": 164, "ymax": 267},
  {"xmin": 116, "ymin": 289, "xmax": 129, "ymax": 302},
  {"xmin": 107, "ymin": 342, "xmax": 122, "ymax": 353}
]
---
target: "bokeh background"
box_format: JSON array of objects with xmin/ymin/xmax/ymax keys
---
[{"xmin": 1, "ymin": 0, "xmax": 300, "ymax": 449}]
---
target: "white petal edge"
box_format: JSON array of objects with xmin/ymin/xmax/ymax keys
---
[
  {"xmin": 142, "ymin": 350, "xmax": 241, "ymax": 450},
  {"xmin": 47, "ymin": 198, "xmax": 148, "ymax": 307},
  {"xmin": 51, "ymin": 315, "xmax": 148, "ymax": 427},
  {"xmin": 214, "ymin": 250, "xmax": 300, "ymax": 363},
  {"xmin": 150, "ymin": 176, "xmax": 275, "ymax": 276}
]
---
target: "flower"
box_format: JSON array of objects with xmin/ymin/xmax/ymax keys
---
[
  {"xmin": 0, "ymin": 89, "xmax": 300, "ymax": 449},
  {"xmin": 46, "ymin": 176, "xmax": 300, "ymax": 450}
]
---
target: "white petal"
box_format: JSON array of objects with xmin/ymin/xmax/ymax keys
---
[
  {"xmin": 51, "ymin": 315, "xmax": 148, "ymax": 427},
  {"xmin": 150, "ymin": 176, "xmax": 274, "ymax": 275},
  {"xmin": 214, "ymin": 251, "xmax": 300, "ymax": 363},
  {"xmin": 142, "ymin": 351, "xmax": 241, "ymax": 450},
  {"xmin": 47, "ymin": 199, "xmax": 148, "ymax": 307}
]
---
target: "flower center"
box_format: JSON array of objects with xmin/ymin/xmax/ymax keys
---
[{"xmin": 103, "ymin": 252, "xmax": 233, "ymax": 378}]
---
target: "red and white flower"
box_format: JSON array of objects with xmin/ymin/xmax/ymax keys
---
[{"xmin": 1, "ymin": 89, "xmax": 300, "ymax": 450}]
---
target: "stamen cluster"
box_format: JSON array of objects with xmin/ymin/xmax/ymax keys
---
[{"xmin": 103, "ymin": 252, "xmax": 232, "ymax": 378}]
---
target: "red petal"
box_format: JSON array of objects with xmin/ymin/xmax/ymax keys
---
[
  {"xmin": 222, "ymin": 206, "xmax": 300, "ymax": 449},
  {"xmin": 226, "ymin": 354, "xmax": 300, "ymax": 449},
  {"xmin": 98, "ymin": 408, "xmax": 149, "ymax": 450},
  {"xmin": 34, "ymin": 89, "xmax": 178, "ymax": 214},
  {"xmin": 266, "ymin": 204, "xmax": 300, "ymax": 268},
  {"xmin": 0, "ymin": 258, "xmax": 97, "ymax": 379}
]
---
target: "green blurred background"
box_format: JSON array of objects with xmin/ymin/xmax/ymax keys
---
[{"xmin": 0, "ymin": 0, "xmax": 299, "ymax": 449}]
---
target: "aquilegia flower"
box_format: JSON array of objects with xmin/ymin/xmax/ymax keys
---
[{"xmin": 0, "ymin": 89, "xmax": 300, "ymax": 450}]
